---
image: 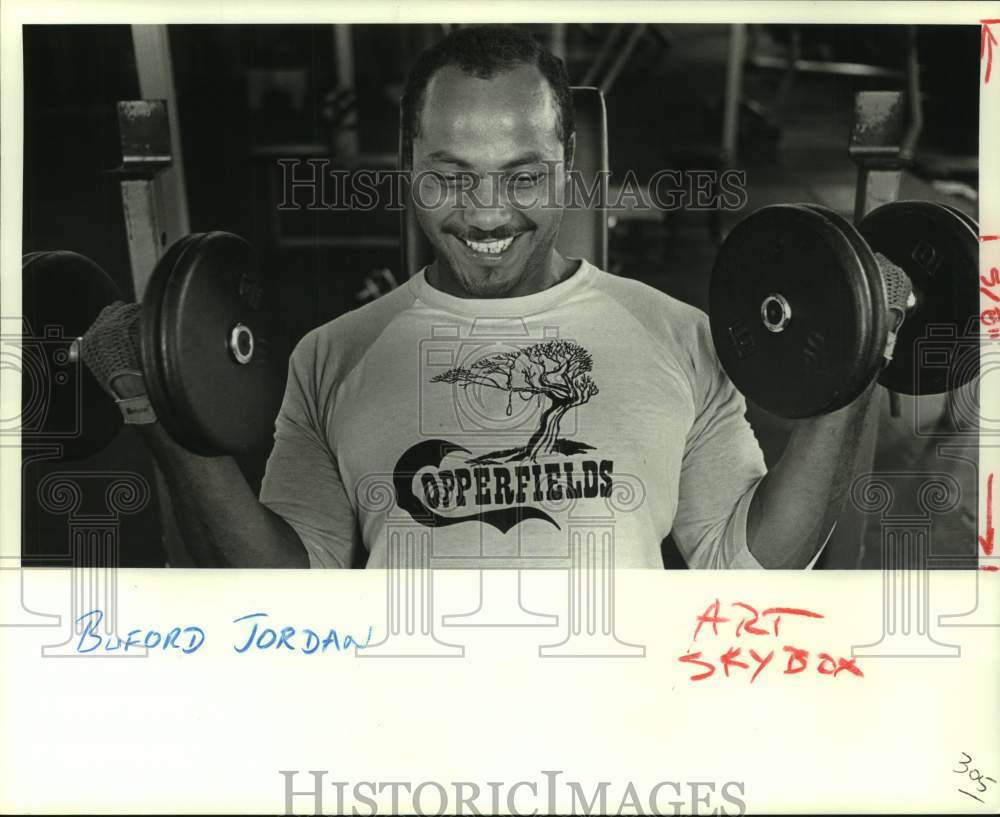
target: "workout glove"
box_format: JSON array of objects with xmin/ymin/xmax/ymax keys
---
[
  {"xmin": 874, "ymin": 252, "xmax": 913, "ymax": 366},
  {"xmin": 78, "ymin": 301, "xmax": 157, "ymax": 425}
]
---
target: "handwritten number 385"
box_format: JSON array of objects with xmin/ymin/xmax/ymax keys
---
[{"xmin": 955, "ymin": 753, "xmax": 992, "ymax": 793}]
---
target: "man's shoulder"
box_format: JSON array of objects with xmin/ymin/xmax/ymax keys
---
[
  {"xmin": 587, "ymin": 265, "xmax": 710, "ymax": 344},
  {"xmin": 291, "ymin": 279, "xmax": 417, "ymax": 373}
]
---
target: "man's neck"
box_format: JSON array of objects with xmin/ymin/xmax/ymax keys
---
[{"xmin": 427, "ymin": 251, "xmax": 579, "ymax": 299}]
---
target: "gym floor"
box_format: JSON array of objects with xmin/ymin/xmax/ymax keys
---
[{"xmin": 20, "ymin": 24, "xmax": 981, "ymax": 568}]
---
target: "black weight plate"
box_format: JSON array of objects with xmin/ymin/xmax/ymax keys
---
[
  {"xmin": 145, "ymin": 232, "xmax": 286, "ymax": 455},
  {"xmin": 140, "ymin": 233, "xmax": 204, "ymax": 452},
  {"xmin": 858, "ymin": 200, "xmax": 979, "ymax": 395},
  {"xmin": 709, "ymin": 204, "xmax": 883, "ymax": 418},
  {"xmin": 796, "ymin": 202, "xmax": 889, "ymax": 375},
  {"xmin": 796, "ymin": 203, "xmax": 886, "ymax": 301},
  {"xmin": 21, "ymin": 251, "xmax": 124, "ymax": 459},
  {"xmin": 787, "ymin": 203, "xmax": 889, "ymax": 408},
  {"xmin": 936, "ymin": 202, "xmax": 979, "ymax": 238}
]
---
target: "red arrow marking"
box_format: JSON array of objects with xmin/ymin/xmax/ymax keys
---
[
  {"xmin": 983, "ymin": 20, "xmax": 999, "ymax": 83},
  {"xmin": 980, "ymin": 473, "xmax": 995, "ymax": 557},
  {"xmin": 981, "ymin": 235, "xmax": 999, "ymax": 242}
]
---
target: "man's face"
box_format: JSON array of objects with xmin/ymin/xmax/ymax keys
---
[{"xmin": 411, "ymin": 64, "xmax": 571, "ymax": 298}]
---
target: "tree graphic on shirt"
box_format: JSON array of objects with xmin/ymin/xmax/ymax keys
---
[{"xmin": 431, "ymin": 339, "xmax": 599, "ymax": 463}]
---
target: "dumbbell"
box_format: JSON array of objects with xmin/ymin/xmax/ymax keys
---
[
  {"xmin": 21, "ymin": 232, "xmax": 286, "ymax": 460},
  {"xmin": 21, "ymin": 251, "xmax": 126, "ymax": 460},
  {"xmin": 709, "ymin": 200, "xmax": 979, "ymax": 419}
]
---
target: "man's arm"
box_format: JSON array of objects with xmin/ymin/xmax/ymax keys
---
[
  {"xmin": 745, "ymin": 250, "xmax": 909, "ymax": 567},
  {"xmin": 79, "ymin": 301, "xmax": 317, "ymax": 568},
  {"xmin": 668, "ymin": 310, "xmax": 881, "ymax": 570},
  {"xmin": 137, "ymin": 422, "xmax": 309, "ymax": 568},
  {"xmin": 746, "ymin": 383, "xmax": 878, "ymax": 569}
]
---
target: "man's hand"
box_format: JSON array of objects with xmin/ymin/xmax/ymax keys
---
[{"xmin": 79, "ymin": 301, "xmax": 157, "ymax": 424}]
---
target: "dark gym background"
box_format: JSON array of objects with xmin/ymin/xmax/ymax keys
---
[{"xmin": 21, "ymin": 23, "xmax": 980, "ymax": 569}]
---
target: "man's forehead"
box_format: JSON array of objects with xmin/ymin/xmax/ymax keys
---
[{"xmin": 415, "ymin": 64, "xmax": 562, "ymax": 163}]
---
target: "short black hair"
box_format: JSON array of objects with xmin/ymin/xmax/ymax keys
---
[{"xmin": 400, "ymin": 25, "xmax": 575, "ymax": 167}]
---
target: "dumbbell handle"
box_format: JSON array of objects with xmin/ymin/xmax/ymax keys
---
[{"xmin": 69, "ymin": 324, "xmax": 256, "ymax": 368}]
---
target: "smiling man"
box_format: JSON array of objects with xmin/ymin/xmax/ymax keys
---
[
  {"xmin": 83, "ymin": 24, "xmax": 881, "ymax": 570},
  {"xmin": 405, "ymin": 56, "xmax": 576, "ymax": 299}
]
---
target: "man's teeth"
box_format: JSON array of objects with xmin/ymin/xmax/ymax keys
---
[{"xmin": 462, "ymin": 236, "xmax": 515, "ymax": 254}]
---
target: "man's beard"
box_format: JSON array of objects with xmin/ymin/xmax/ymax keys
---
[
  {"xmin": 434, "ymin": 215, "xmax": 563, "ymax": 297},
  {"xmin": 446, "ymin": 235, "xmax": 542, "ymax": 297}
]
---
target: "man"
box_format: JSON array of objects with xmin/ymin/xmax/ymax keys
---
[{"xmin": 83, "ymin": 25, "xmax": 880, "ymax": 569}]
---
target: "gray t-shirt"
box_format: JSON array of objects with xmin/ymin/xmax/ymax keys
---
[{"xmin": 260, "ymin": 260, "xmax": 768, "ymax": 569}]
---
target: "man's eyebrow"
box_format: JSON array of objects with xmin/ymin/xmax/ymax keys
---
[
  {"xmin": 422, "ymin": 150, "xmax": 551, "ymax": 170},
  {"xmin": 498, "ymin": 152, "xmax": 548, "ymax": 170},
  {"xmin": 423, "ymin": 150, "xmax": 474, "ymax": 168}
]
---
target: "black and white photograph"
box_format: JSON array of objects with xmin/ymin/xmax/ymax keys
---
[{"xmin": 18, "ymin": 19, "xmax": 983, "ymax": 570}]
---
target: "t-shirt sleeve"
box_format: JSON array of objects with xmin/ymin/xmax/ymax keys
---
[
  {"xmin": 259, "ymin": 331, "xmax": 357, "ymax": 568},
  {"xmin": 669, "ymin": 316, "xmax": 768, "ymax": 569}
]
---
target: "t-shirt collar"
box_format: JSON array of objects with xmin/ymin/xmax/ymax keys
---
[{"xmin": 409, "ymin": 258, "xmax": 595, "ymax": 317}]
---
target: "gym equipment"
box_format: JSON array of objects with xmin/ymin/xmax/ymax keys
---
[
  {"xmin": 355, "ymin": 268, "xmax": 399, "ymax": 305},
  {"xmin": 139, "ymin": 232, "xmax": 286, "ymax": 455},
  {"xmin": 709, "ymin": 204, "xmax": 888, "ymax": 418},
  {"xmin": 113, "ymin": 99, "xmax": 189, "ymax": 300},
  {"xmin": 709, "ymin": 200, "xmax": 979, "ymax": 419},
  {"xmin": 21, "ymin": 252, "xmax": 126, "ymax": 460},
  {"xmin": 28, "ymin": 232, "xmax": 285, "ymax": 459},
  {"xmin": 936, "ymin": 202, "xmax": 978, "ymax": 237},
  {"xmin": 857, "ymin": 200, "xmax": 979, "ymax": 396}
]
